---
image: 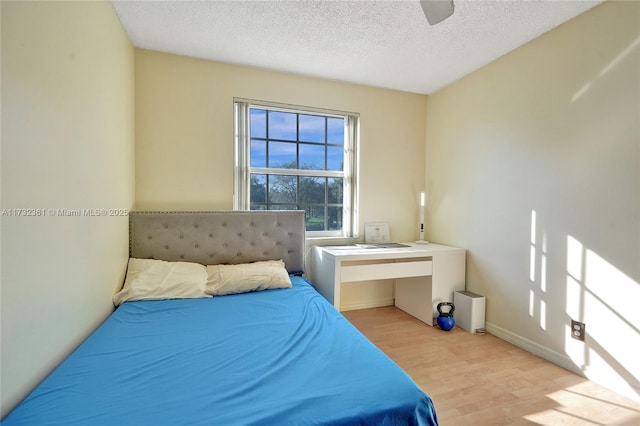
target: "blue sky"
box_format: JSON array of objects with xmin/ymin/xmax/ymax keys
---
[{"xmin": 250, "ymin": 109, "xmax": 344, "ymax": 170}]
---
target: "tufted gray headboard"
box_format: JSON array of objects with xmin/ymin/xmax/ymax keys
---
[{"xmin": 129, "ymin": 211, "xmax": 306, "ymax": 274}]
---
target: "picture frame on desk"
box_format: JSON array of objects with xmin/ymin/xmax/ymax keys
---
[{"xmin": 364, "ymin": 222, "xmax": 390, "ymax": 243}]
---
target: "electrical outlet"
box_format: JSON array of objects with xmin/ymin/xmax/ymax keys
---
[{"xmin": 571, "ymin": 320, "xmax": 585, "ymax": 341}]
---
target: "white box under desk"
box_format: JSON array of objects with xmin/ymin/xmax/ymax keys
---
[
  {"xmin": 454, "ymin": 291, "xmax": 486, "ymax": 333},
  {"xmin": 311, "ymin": 243, "xmax": 466, "ymax": 325}
]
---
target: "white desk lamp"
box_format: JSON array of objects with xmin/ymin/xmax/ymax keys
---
[{"xmin": 416, "ymin": 191, "xmax": 429, "ymax": 244}]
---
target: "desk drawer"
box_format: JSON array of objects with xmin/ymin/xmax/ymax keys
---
[{"xmin": 340, "ymin": 260, "xmax": 433, "ymax": 283}]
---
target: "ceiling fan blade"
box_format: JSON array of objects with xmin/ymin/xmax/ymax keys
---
[{"xmin": 420, "ymin": 0, "xmax": 455, "ymax": 26}]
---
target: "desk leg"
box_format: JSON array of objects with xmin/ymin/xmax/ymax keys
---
[
  {"xmin": 395, "ymin": 276, "xmax": 434, "ymax": 326},
  {"xmin": 311, "ymin": 250, "xmax": 340, "ymax": 309},
  {"xmin": 431, "ymin": 253, "xmax": 466, "ymax": 317}
]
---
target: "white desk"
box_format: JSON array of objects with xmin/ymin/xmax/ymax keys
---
[{"xmin": 310, "ymin": 243, "xmax": 465, "ymax": 325}]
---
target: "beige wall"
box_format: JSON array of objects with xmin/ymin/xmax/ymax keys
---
[
  {"xmin": 425, "ymin": 1, "xmax": 639, "ymax": 401},
  {"xmin": 0, "ymin": 1, "xmax": 135, "ymax": 416},
  {"xmin": 135, "ymin": 50, "xmax": 428, "ymax": 309},
  {"xmin": 135, "ymin": 50, "xmax": 427, "ymax": 235}
]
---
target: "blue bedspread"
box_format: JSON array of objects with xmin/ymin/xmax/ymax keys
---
[{"xmin": 3, "ymin": 277, "xmax": 438, "ymax": 425}]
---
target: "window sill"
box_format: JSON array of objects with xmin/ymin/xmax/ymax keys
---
[{"xmin": 305, "ymin": 236, "xmax": 359, "ymax": 244}]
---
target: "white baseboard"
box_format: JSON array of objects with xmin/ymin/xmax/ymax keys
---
[
  {"xmin": 340, "ymin": 298, "xmax": 394, "ymax": 312},
  {"xmin": 485, "ymin": 321, "xmax": 584, "ymax": 377}
]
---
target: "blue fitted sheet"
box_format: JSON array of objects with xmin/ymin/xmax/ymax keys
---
[{"xmin": 3, "ymin": 277, "xmax": 438, "ymax": 425}]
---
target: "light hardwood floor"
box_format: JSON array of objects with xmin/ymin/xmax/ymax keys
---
[{"xmin": 343, "ymin": 306, "xmax": 640, "ymax": 426}]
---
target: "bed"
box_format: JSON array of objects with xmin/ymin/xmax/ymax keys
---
[{"xmin": 3, "ymin": 211, "xmax": 438, "ymax": 425}]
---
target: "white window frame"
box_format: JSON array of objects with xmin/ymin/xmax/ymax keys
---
[{"xmin": 233, "ymin": 98, "xmax": 359, "ymax": 239}]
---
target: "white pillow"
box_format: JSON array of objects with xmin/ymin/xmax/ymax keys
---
[
  {"xmin": 205, "ymin": 259, "xmax": 291, "ymax": 296},
  {"xmin": 113, "ymin": 258, "xmax": 210, "ymax": 306}
]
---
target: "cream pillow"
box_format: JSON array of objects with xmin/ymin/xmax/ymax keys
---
[
  {"xmin": 113, "ymin": 258, "xmax": 210, "ymax": 306},
  {"xmin": 205, "ymin": 259, "xmax": 291, "ymax": 296}
]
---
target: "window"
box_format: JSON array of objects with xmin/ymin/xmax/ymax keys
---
[{"xmin": 234, "ymin": 99, "xmax": 359, "ymax": 238}]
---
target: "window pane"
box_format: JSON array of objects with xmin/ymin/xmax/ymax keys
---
[
  {"xmin": 250, "ymin": 174, "xmax": 266, "ymax": 203},
  {"xmin": 250, "ymin": 109, "xmax": 266, "ymax": 138},
  {"xmin": 299, "ymin": 177, "xmax": 325, "ymax": 204},
  {"xmin": 299, "ymin": 144, "xmax": 324, "ymax": 170},
  {"xmin": 328, "ymin": 206, "xmax": 343, "ymax": 231},
  {"xmin": 250, "ymin": 139, "xmax": 266, "ymax": 168},
  {"xmin": 268, "ymin": 111, "xmax": 297, "ymax": 140},
  {"xmin": 268, "ymin": 175, "xmax": 297, "ymax": 203},
  {"xmin": 250, "ymin": 204, "xmax": 267, "ymax": 211},
  {"xmin": 299, "ymin": 114, "xmax": 325, "ymax": 143},
  {"xmin": 327, "ymin": 146, "xmax": 344, "ymax": 171},
  {"xmin": 268, "ymin": 141, "xmax": 296, "ymax": 168},
  {"xmin": 327, "ymin": 178, "xmax": 343, "ymax": 204},
  {"xmin": 305, "ymin": 206, "xmax": 326, "ymax": 231},
  {"xmin": 327, "ymin": 117, "xmax": 344, "ymax": 145}
]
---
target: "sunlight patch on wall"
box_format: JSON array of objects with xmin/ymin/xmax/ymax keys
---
[
  {"xmin": 599, "ymin": 35, "xmax": 640, "ymax": 78},
  {"xmin": 528, "ymin": 209, "xmax": 548, "ymax": 330},
  {"xmin": 565, "ymin": 236, "xmax": 586, "ymax": 367},
  {"xmin": 584, "ymin": 248, "xmax": 639, "ymax": 392},
  {"xmin": 566, "ymin": 236, "xmax": 583, "ymax": 283},
  {"xmin": 539, "ymin": 300, "xmax": 547, "ymax": 330},
  {"xmin": 540, "ymin": 232, "xmax": 547, "ymax": 293},
  {"xmin": 564, "ymin": 235, "xmax": 640, "ymax": 400},
  {"xmin": 530, "ymin": 210, "xmax": 537, "ymax": 282},
  {"xmin": 529, "ymin": 289, "xmax": 535, "ymax": 317},
  {"xmin": 571, "ymin": 35, "xmax": 640, "ymax": 103}
]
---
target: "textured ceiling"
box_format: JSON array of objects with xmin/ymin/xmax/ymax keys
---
[{"xmin": 111, "ymin": 0, "xmax": 603, "ymax": 95}]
